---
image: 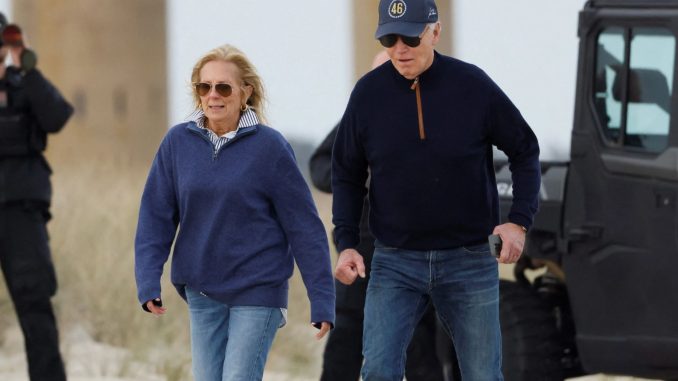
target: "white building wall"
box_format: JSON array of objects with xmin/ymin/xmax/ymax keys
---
[
  {"xmin": 0, "ymin": 1, "xmax": 10, "ymax": 19},
  {"xmin": 0, "ymin": 1, "xmax": 11, "ymax": 29},
  {"xmin": 1, "ymin": 2, "xmax": 13, "ymax": 67},
  {"xmin": 453, "ymin": 0, "xmax": 585, "ymax": 160},
  {"xmin": 167, "ymin": 0, "xmax": 353, "ymax": 144},
  {"xmin": 168, "ymin": 0, "xmax": 585, "ymax": 158}
]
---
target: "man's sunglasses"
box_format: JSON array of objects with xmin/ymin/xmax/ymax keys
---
[
  {"xmin": 194, "ymin": 82, "xmax": 233, "ymax": 97},
  {"xmin": 378, "ymin": 25, "xmax": 430, "ymax": 48},
  {"xmin": 378, "ymin": 34, "xmax": 423, "ymax": 48}
]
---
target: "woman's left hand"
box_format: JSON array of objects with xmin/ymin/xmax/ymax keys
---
[{"xmin": 314, "ymin": 321, "xmax": 332, "ymax": 340}]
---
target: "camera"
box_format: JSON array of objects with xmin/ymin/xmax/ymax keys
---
[{"xmin": 0, "ymin": 12, "xmax": 38, "ymax": 72}]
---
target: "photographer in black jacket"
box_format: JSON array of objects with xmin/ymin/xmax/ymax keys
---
[{"xmin": 0, "ymin": 14, "xmax": 73, "ymax": 381}]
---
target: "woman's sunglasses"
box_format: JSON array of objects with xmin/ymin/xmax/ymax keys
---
[{"xmin": 194, "ymin": 82, "xmax": 233, "ymax": 97}]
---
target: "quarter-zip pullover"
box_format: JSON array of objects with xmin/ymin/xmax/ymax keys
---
[
  {"xmin": 332, "ymin": 51, "xmax": 540, "ymax": 252},
  {"xmin": 135, "ymin": 121, "xmax": 335, "ymax": 325}
]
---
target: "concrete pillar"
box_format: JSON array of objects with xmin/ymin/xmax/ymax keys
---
[{"xmin": 12, "ymin": 0, "xmax": 167, "ymax": 164}]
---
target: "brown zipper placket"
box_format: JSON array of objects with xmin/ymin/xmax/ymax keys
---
[{"xmin": 410, "ymin": 77, "xmax": 425, "ymax": 140}]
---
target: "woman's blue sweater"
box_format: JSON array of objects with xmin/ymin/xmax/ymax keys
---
[{"xmin": 135, "ymin": 122, "xmax": 335, "ymax": 325}]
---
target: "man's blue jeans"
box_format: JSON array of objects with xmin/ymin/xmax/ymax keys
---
[
  {"xmin": 361, "ymin": 241, "xmax": 502, "ymax": 381},
  {"xmin": 186, "ymin": 287, "xmax": 282, "ymax": 381}
]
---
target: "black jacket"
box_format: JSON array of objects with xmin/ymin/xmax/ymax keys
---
[
  {"xmin": 310, "ymin": 124, "xmax": 372, "ymax": 251},
  {"xmin": 0, "ymin": 67, "xmax": 73, "ymax": 204},
  {"xmin": 310, "ymin": 124, "xmax": 373, "ymax": 311}
]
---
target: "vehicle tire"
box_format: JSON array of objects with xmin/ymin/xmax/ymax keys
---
[{"xmin": 501, "ymin": 279, "xmax": 564, "ymax": 381}]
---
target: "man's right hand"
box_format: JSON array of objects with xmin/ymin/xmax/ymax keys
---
[{"xmin": 334, "ymin": 248, "xmax": 366, "ymax": 285}]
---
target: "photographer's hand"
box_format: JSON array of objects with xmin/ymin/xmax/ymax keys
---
[{"xmin": 8, "ymin": 46, "xmax": 22, "ymax": 68}]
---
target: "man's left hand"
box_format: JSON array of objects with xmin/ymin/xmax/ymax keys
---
[{"xmin": 492, "ymin": 222, "xmax": 526, "ymax": 264}]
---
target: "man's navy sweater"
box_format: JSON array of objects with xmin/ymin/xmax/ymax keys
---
[
  {"xmin": 135, "ymin": 122, "xmax": 335, "ymax": 325},
  {"xmin": 332, "ymin": 51, "xmax": 540, "ymax": 251}
]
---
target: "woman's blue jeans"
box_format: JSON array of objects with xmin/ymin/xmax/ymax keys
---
[
  {"xmin": 186, "ymin": 287, "xmax": 282, "ymax": 381},
  {"xmin": 361, "ymin": 241, "xmax": 503, "ymax": 381}
]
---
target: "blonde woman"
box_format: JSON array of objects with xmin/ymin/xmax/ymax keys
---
[{"xmin": 134, "ymin": 44, "xmax": 334, "ymax": 381}]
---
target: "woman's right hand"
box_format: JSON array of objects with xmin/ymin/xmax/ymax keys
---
[{"xmin": 145, "ymin": 298, "xmax": 167, "ymax": 316}]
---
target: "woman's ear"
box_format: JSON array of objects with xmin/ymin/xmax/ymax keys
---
[{"xmin": 244, "ymin": 84, "xmax": 254, "ymax": 103}]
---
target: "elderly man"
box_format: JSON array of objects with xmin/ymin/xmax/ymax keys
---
[{"xmin": 331, "ymin": 0, "xmax": 541, "ymax": 380}]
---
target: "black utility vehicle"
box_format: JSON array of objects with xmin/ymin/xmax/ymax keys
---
[{"xmin": 497, "ymin": 1, "xmax": 678, "ymax": 380}]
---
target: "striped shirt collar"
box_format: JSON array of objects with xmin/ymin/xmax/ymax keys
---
[{"xmin": 190, "ymin": 107, "xmax": 259, "ymax": 139}]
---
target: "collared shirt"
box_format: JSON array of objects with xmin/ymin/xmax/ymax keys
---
[{"xmin": 191, "ymin": 108, "xmax": 259, "ymax": 154}]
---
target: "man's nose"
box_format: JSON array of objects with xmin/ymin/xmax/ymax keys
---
[{"xmin": 393, "ymin": 37, "xmax": 409, "ymax": 51}]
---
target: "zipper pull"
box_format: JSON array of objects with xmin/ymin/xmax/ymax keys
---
[
  {"xmin": 410, "ymin": 77, "xmax": 419, "ymax": 90},
  {"xmin": 411, "ymin": 77, "xmax": 425, "ymax": 140}
]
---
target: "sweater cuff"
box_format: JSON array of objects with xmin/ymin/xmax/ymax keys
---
[
  {"xmin": 310, "ymin": 301, "xmax": 336, "ymax": 327},
  {"xmin": 508, "ymin": 213, "xmax": 532, "ymax": 232},
  {"xmin": 334, "ymin": 228, "xmax": 360, "ymax": 253}
]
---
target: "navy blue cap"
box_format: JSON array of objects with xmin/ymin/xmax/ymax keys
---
[{"xmin": 375, "ymin": 0, "xmax": 438, "ymax": 39}]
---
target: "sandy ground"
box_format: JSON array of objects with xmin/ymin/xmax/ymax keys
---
[
  {"xmin": 0, "ymin": 242, "xmax": 658, "ymax": 381},
  {"xmin": 0, "ymin": 324, "xmax": 316, "ymax": 381},
  {"xmin": 0, "ymin": 322, "xmax": 659, "ymax": 381}
]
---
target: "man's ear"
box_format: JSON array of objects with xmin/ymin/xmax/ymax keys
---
[{"xmin": 431, "ymin": 22, "xmax": 442, "ymax": 45}]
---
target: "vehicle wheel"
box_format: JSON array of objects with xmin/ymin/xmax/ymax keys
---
[{"xmin": 501, "ymin": 279, "xmax": 564, "ymax": 381}]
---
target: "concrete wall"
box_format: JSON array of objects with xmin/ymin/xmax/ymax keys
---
[{"xmin": 11, "ymin": 0, "xmax": 167, "ymax": 164}]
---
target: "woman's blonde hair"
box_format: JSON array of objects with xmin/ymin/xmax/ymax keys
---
[{"xmin": 190, "ymin": 44, "xmax": 267, "ymax": 124}]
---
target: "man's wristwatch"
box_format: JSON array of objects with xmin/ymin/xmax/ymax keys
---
[{"xmin": 513, "ymin": 223, "xmax": 527, "ymax": 232}]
